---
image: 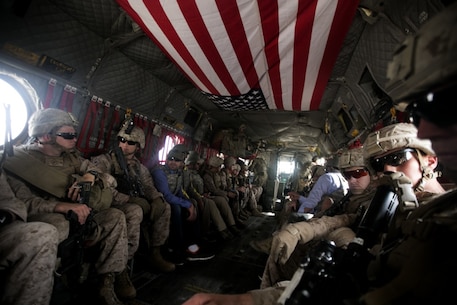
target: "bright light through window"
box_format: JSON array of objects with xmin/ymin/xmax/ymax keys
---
[
  {"xmin": 0, "ymin": 79, "xmax": 28, "ymax": 145},
  {"xmin": 158, "ymin": 135, "xmax": 181, "ymax": 164},
  {"xmin": 278, "ymin": 160, "xmax": 294, "ymax": 174}
]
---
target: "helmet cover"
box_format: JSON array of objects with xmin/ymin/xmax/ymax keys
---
[
  {"xmin": 185, "ymin": 151, "xmax": 200, "ymax": 165},
  {"xmin": 338, "ymin": 147, "xmax": 365, "ymax": 169},
  {"xmin": 117, "ymin": 126, "xmax": 145, "ymax": 149},
  {"xmin": 28, "ymin": 108, "xmax": 78, "ymax": 137},
  {"xmin": 363, "ymin": 123, "xmax": 435, "ymax": 159},
  {"xmin": 208, "ymin": 156, "xmax": 224, "ymax": 167}
]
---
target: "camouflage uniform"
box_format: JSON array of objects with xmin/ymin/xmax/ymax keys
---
[
  {"xmin": 91, "ymin": 152, "xmax": 170, "ymax": 255},
  {"xmin": 249, "ymin": 157, "xmax": 268, "ymax": 188},
  {"xmin": 5, "ymin": 145, "xmax": 129, "ymax": 274},
  {"xmin": 260, "ymin": 147, "xmax": 374, "ymax": 288},
  {"xmin": 0, "ymin": 172, "xmax": 59, "ymax": 305},
  {"xmin": 255, "ymin": 123, "xmax": 445, "ymax": 302},
  {"xmin": 260, "ymin": 189, "xmax": 374, "ymax": 288},
  {"xmin": 91, "ymin": 123, "xmax": 174, "ymax": 272},
  {"xmin": 202, "ymin": 157, "xmax": 240, "ymax": 225},
  {"xmin": 220, "ymin": 163, "xmax": 243, "ymax": 220},
  {"xmin": 237, "ymin": 163, "xmax": 263, "ymax": 215},
  {"xmin": 184, "ymin": 153, "xmax": 237, "ymax": 236},
  {"xmin": 3, "ymin": 108, "xmax": 135, "ymax": 304}
]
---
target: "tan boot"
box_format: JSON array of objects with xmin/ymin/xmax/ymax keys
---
[
  {"xmin": 147, "ymin": 246, "xmax": 176, "ymax": 272},
  {"xmin": 98, "ymin": 273, "xmax": 124, "ymax": 305},
  {"xmin": 114, "ymin": 268, "xmax": 136, "ymax": 300}
]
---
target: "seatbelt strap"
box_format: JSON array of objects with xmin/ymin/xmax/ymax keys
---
[
  {"xmin": 103, "ymin": 105, "xmax": 121, "ymax": 151},
  {"xmin": 77, "ymin": 96, "xmax": 99, "ymax": 157},
  {"xmin": 65, "ymin": 86, "xmax": 76, "ymax": 113},
  {"xmin": 143, "ymin": 120, "xmax": 155, "ymax": 164},
  {"xmin": 58, "ymin": 85, "xmax": 70, "ymax": 111},
  {"xmin": 94, "ymin": 100, "xmax": 110, "ymax": 150},
  {"xmin": 43, "ymin": 78, "xmax": 57, "ymax": 108}
]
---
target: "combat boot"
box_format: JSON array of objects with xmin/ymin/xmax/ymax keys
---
[
  {"xmin": 98, "ymin": 273, "xmax": 124, "ymax": 305},
  {"xmin": 114, "ymin": 268, "xmax": 136, "ymax": 300},
  {"xmin": 219, "ymin": 229, "xmax": 234, "ymax": 241},
  {"xmin": 147, "ymin": 246, "xmax": 176, "ymax": 272}
]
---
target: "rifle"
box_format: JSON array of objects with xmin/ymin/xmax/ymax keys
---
[
  {"xmin": 113, "ymin": 146, "xmax": 145, "ymax": 197},
  {"xmin": 278, "ymin": 172, "xmax": 418, "ymax": 305},
  {"xmin": 57, "ymin": 210, "xmax": 95, "ymax": 281},
  {"xmin": 56, "ymin": 182, "xmax": 96, "ymax": 283},
  {"xmin": 321, "ymin": 191, "xmax": 353, "ymax": 217}
]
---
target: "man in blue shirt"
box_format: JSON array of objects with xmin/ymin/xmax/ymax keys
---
[{"xmin": 151, "ymin": 147, "xmax": 214, "ymax": 263}]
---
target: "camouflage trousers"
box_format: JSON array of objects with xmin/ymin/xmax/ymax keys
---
[
  {"xmin": 28, "ymin": 213, "xmax": 69, "ymax": 242},
  {"xmin": 260, "ymin": 215, "xmax": 356, "ymax": 288},
  {"xmin": 113, "ymin": 203, "xmax": 143, "ymax": 260},
  {"xmin": 212, "ymin": 195, "xmax": 236, "ymax": 227},
  {"xmin": 260, "ymin": 240, "xmax": 318, "ymax": 288},
  {"xmin": 199, "ymin": 197, "xmax": 227, "ymax": 233},
  {"xmin": 149, "ymin": 197, "xmax": 171, "ymax": 247},
  {"xmin": 252, "ymin": 185, "xmax": 263, "ymax": 203},
  {"xmin": 90, "ymin": 208, "xmax": 129, "ymax": 274},
  {"xmin": 127, "ymin": 196, "xmax": 170, "ymax": 249},
  {"xmin": 0, "ymin": 221, "xmax": 59, "ymax": 305}
]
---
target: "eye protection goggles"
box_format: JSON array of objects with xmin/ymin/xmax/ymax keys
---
[
  {"xmin": 118, "ymin": 136, "xmax": 137, "ymax": 146},
  {"xmin": 167, "ymin": 156, "xmax": 183, "ymax": 162},
  {"xmin": 369, "ymin": 148, "xmax": 416, "ymax": 173},
  {"xmin": 55, "ymin": 132, "xmax": 78, "ymax": 140},
  {"xmin": 342, "ymin": 168, "xmax": 369, "ymax": 180}
]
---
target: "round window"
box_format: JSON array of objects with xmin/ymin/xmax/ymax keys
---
[{"xmin": 0, "ymin": 78, "xmax": 29, "ymax": 146}]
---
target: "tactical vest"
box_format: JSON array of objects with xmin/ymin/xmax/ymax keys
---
[
  {"xmin": 216, "ymin": 170, "xmax": 226, "ymax": 190},
  {"xmin": 109, "ymin": 152, "xmax": 143, "ymax": 196},
  {"xmin": 4, "ymin": 146, "xmax": 83, "ymax": 198},
  {"xmin": 3, "ymin": 146, "xmax": 112, "ymax": 211},
  {"xmin": 161, "ymin": 165, "xmax": 183, "ymax": 195},
  {"xmin": 188, "ymin": 169, "xmax": 204, "ymax": 194}
]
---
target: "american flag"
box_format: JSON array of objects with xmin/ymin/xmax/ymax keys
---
[{"xmin": 116, "ymin": 0, "xmax": 358, "ymax": 111}]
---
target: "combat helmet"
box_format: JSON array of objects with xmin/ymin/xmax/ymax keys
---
[
  {"xmin": 117, "ymin": 125, "xmax": 145, "ymax": 149},
  {"xmin": 338, "ymin": 147, "xmax": 365, "ymax": 170},
  {"xmin": 208, "ymin": 156, "xmax": 224, "ymax": 168},
  {"xmin": 28, "ymin": 108, "xmax": 78, "ymax": 137},
  {"xmin": 224, "ymin": 156, "xmax": 237, "ymax": 168},
  {"xmin": 363, "ymin": 123, "xmax": 434, "ymax": 160},
  {"xmin": 168, "ymin": 144, "xmax": 188, "ymax": 161},
  {"xmin": 185, "ymin": 151, "xmax": 201, "ymax": 165},
  {"xmin": 363, "ymin": 123, "xmax": 436, "ymax": 191}
]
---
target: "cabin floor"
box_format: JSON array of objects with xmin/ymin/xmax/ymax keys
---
[{"xmin": 50, "ymin": 208, "xmax": 279, "ymax": 305}]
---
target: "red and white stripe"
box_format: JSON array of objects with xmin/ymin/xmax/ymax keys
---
[{"xmin": 117, "ymin": 0, "xmax": 358, "ymax": 111}]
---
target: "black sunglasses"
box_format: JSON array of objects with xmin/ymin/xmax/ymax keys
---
[
  {"xmin": 369, "ymin": 148, "xmax": 416, "ymax": 173},
  {"xmin": 167, "ymin": 156, "xmax": 183, "ymax": 162},
  {"xmin": 118, "ymin": 136, "xmax": 137, "ymax": 146},
  {"xmin": 56, "ymin": 132, "xmax": 78, "ymax": 140},
  {"xmin": 343, "ymin": 168, "xmax": 369, "ymax": 180}
]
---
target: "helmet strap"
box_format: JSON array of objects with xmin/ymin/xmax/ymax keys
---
[{"xmin": 414, "ymin": 149, "xmax": 436, "ymax": 192}]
